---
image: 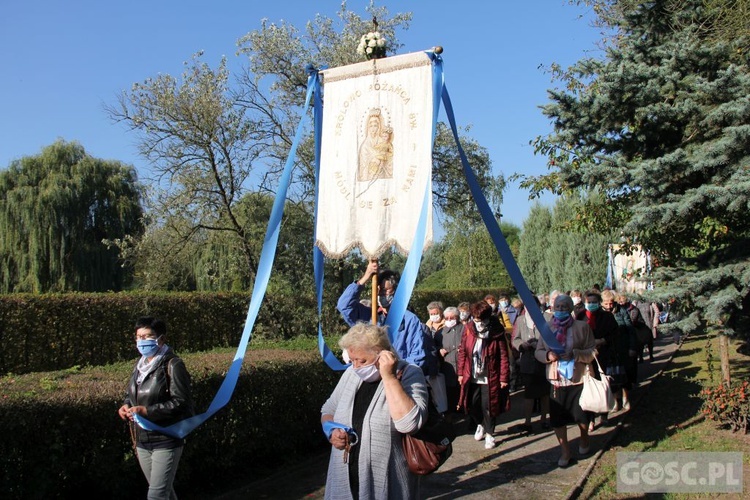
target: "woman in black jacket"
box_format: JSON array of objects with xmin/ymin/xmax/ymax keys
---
[{"xmin": 118, "ymin": 317, "xmax": 193, "ymax": 500}]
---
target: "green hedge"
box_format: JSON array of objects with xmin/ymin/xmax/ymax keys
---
[
  {"xmin": 0, "ymin": 291, "xmax": 346, "ymax": 375},
  {"xmin": 0, "ymin": 288, "xmax": 512, "ymax": 375},
  {"xmin": 0, "ymin": 349, "xmax": 340, "ymax": 499}
]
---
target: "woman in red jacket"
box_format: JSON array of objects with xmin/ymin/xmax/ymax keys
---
[{"xmin": 457, "ymin": 300, "xmax": 510, "ymax": 449}]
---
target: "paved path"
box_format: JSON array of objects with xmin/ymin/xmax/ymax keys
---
[{"xmin": 212, "ymin": 336, "xmax": 678, "ymax": 500}]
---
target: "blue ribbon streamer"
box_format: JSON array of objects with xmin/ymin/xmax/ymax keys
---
[
  {"xmin": 439, "ymin": 83, "xmax": 564, "ymax": 353},
  {"xmin": 322, "ymin": 420, "xmax": 358, "ymax": 443},
  {"xmin": 134, "ymin": 70, "xmax": 321, "ymax": 438}
]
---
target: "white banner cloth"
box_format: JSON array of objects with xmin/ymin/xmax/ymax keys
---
[{"xmin": 316, "ymin": 52, "xmax": 434, "ymax": 258}]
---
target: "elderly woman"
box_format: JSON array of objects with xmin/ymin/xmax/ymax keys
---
[
  {"xmin": 321, "ymin": 323, "xmax": 429, "ymax": 499},
  {"xmin": 535, "ymin": 294, "xmax": 597, "ymax": 467},
  {"xmin": 457, "ymin": 300, "xmax": 510, "ymax": 450},
  {"xmin": 439, "ymin": 306, "xmax": 464, "ymax": 417}
]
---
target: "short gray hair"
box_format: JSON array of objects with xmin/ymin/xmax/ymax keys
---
[
  {"xmin": 339, "ymin": 322, "xmax": 395, "ymax": 356},
  {"xmin": 426, "ymin": 301, "xmax": 444, "ymax": 312},
  {"xmin": 444, "ymin": 306, "xmax": 459, "ymax": 318},
  {"xmin": 554, "ymin": 294, "xmax": 574, "ymax": 312}
]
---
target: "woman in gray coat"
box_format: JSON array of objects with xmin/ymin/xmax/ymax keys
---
[{"xmin": 321, "ymin": 323, "xmax": 429, "ymax": 499}]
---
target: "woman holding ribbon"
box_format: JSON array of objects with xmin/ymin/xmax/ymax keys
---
[
  {"xmin": 535, "ymin": 294, "xmax": 597, "ymax": 467},
  {"xmin": 117, "ymin": 316, "xmax": 194, "ymax": 499},
  {"xmin": 321, "ymin": 322, "xmax": 429, "ymax": 499}
]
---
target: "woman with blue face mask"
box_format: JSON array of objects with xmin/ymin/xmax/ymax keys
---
[
  {"xmin": 118, "ymin": 317, "xmax": 194, "ymax": 500},
  {"xmin": 534, "ymin": 294, "xmax": 597, "ymax": 468},
  {"xmin": 321, "ymin": 322, "xmax": 429, "ymax": 499},
  {"xmin": 576, "ymin": 290, "xmax": 619, "ymax": 430}
]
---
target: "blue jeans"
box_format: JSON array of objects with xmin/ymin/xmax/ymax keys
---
[{"xmin": 137, "ymin": 446, "xmax": 183, "ymax": 500}]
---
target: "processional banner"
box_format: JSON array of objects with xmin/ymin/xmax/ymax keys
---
[
  {"xmin": 316, "ymin": 52, "xmax": 434, "ymax": 258},
  {"xmin": 611, "ymin": 244, "xmax": 650, "ymax": 293}
]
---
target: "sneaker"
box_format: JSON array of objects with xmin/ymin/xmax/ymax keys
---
[
  {"xmin": 484, "ymin": 434, "xmax": 496, "ymax": 449},
  {"xmin": 474, "ymin": 424, "xmax": 485, "ymax": 441}
]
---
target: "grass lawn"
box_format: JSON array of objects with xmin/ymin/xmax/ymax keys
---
[{"xmin": 580, "ymin": 330, "xmax": 750, "ymax": 499}]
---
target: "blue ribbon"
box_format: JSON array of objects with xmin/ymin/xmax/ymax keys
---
[
  {"xmin": 439, "ymin": 82, "xmax": 564, "ymax": 353},
  {"xmin": 558, "ymin": 359, "xmax": 575, "ymax": 380},
  {"xmin": 322, "ymin": 420, "xmax": 358, "ymax": 443},
  {"xmin": 134, "ymin": 70, "xmax": 321, "ymax": 438}
]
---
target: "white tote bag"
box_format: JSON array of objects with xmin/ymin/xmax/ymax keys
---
[{"xmin": 579, "ymin": 355, "xmax": 617, "ymax": 413}]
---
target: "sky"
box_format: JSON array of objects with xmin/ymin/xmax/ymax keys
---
[{"xmin": 1, "ymin": 0, "xmax": 603, "ymax": 232}]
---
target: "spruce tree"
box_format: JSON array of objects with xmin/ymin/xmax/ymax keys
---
[{"xmin": 525, "ymin": 0, "xmax": 750, "ymax": 343}]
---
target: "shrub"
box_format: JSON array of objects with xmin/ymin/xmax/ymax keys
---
[{"xmin": 700, "ymin": 380, "xmax": 749, "ymax": 434}]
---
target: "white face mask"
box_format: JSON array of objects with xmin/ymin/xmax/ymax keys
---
[
  {"xmin": 429, "ymin": 314, "xmax": 441, "ymax": 323},
  {"xmin": 459, "ymin": 311, "xmax": 470, "ymax": 321},
  {"xmin": 444, "ymin": 319, "xmax": 457, "ymax": 328},
  {"xmin": 353, "ymin": 363, "xmax": 381, "ymax": 383},
  {"xmin": 572, "ymin": 297, "xmax": 582, "ymax": 305},
  {"xmin": 473, "ymin": 319, "xmax": 489, "ymax": 333}
]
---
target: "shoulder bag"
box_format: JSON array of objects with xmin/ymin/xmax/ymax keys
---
[
  {"xmin": 579, "ymin": 354, "xmax": 617, "ymax": 413},
  {"xmin": 398, "ymin": 371, "xmax": 455, "ymax": 475}
]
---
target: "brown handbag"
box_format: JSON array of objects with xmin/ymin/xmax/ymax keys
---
[
  {"xmin": 402, "ymin": 432, "xmax": 450, "ymax": 475},
  {"xmin": 397, "ymin": 368, "xmax": 454, "ymax": 475}
]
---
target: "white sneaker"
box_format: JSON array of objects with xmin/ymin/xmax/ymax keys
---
[
  {"xmin": 484, "ymin": 434, "xmax": 496, "ymax": 449},
  {"xmin": 474, "ymin": 424, "xmax": 485, "ymax": 441}
]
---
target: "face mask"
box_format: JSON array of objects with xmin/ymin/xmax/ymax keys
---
[
  {"xmin": 137, "ymin": 338, "xmax": 159, "ymax": 357},
  {"xmin": 378, "ymin": 294, "xmax": 393, "ymax": 309},
  {"xmin": 473, "ymin": 319, "xmax": 489, "ymax": 332},
  {"xmin": 553, "ymin": 311, "xmax": 571, "ymax": 320},
  {"xmin": 487, "ymin": 303, "xmax": 497, "ymax": 310},
  {"xmin": 585, "ymin": 303, "xmax": 600, "ymax": 312},
  {"xmin": 429, "ymin": 314, "xmax": 441, "ymax": 323},
  {"xmin": 459, "ymin": 311, "xmax": 470, "ymax": 321},
  {"xmin": 499, "ymin": 300, "xmax": 509, "ymax": 309},
  {"xmin": 572, "ymin": 297, "xmax": 582, "ymax": 306},
  {"xmin": 353, "ymin": 362, "xmax": 381, "ymax": 383},
  {"xmin": 444, "ymin": 319, "xmax": 457, "ymax": 328}
]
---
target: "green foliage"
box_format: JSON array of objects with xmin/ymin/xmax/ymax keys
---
[
  {"xmin": 107, "ymin": 4, "xmax": 502, "ymax": 297},
  {"xmin": 0, "ymin": 140, "xmax": 143, "ymax": 292},
  {"xmin": 519, "ymin": 196, "xmax": 612, "ymax": 293},
  {"xmin": 0, "ymin": 350, "xmax": 340, "ymax": 498},
  {"xmin": 0, "ymin": 291, "xmax": 347, "ymax": 375},
  {"xmin": 700, "ymin": 379, "xmax": 749, "ymax": 433},
  {"xmin": 440, "ymin": 220, "xmax": 519, "ymax": 290},
  {"xmin": 522, "ymin": 0, "xmax": 750, "ymax": 334}
]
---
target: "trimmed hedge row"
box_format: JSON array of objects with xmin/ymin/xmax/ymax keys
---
[
  {"xmin": 0, "ymin": 288, "xmax": 510, "ymax": 375},
  {"xmin": 0, "ymin": 349, "xmax": 340, "ymax": 499}
]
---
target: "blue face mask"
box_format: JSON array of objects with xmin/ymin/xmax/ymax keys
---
[
  {"xmin": 378, "ymin": 294, "xmax": 393, "ymax": 309},
  {"xmin": 553, "ymin": 311, "xmax": 571, "ymax": 320},
  {"xmin": 585, "ymin": 303, "xmax": 600, "ymax": 312},
  {"xmin": 137, "ymin": 338, "xmax": 159, "ymax": 357}
]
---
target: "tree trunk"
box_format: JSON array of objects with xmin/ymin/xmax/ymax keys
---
[{"xmin": 719, "ymin": 333, "xmax": 731, "ymax": 386}]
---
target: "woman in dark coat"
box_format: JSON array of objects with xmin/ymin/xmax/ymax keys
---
[
  {"xmin": 575, "ymin": 290, "xmax": 619, "ymax": 429},
  {"xmin": 457, "ymin": 300, "xmax": 510, "ymax": 449}
]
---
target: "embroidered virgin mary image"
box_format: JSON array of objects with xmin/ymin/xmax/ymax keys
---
[{"xmin": 357, "ymin": 108, "xmax": 394, "ymax": 181}]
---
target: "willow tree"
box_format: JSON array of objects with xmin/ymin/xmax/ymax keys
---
[{"xmin": 0, "ymin": 140, "xmax": 143, "ymax": 292}]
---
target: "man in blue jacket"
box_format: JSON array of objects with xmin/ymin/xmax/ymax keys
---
[{"xmin": 337, "ymin": 260, "xmax": 434, "ymax": 375}]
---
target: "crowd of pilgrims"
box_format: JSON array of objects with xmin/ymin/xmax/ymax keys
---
[{"xmin": 419, "ymin": 287, "xmax": 667, "ymax": 456}]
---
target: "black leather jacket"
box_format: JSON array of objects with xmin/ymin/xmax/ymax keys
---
[{"xmin": 124, "ymin": 348, "xmax": 193, "ymax": 449}]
